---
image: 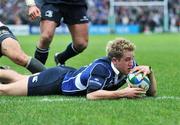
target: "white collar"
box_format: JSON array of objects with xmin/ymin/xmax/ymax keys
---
[{"xmin": 111, "ymin": 62, "xmax": 120, "ymax": 75}]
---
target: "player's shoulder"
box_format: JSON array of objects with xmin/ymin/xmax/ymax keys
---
[
  {"xmin": 90, "ymin": 58, "xmax": 112, "ymax": 77},
  {"xmin": 93, "ymin": 57, "xmax": 111, "ymax": 67}
]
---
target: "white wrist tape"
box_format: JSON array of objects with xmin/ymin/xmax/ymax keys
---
[{"xmin": 25, "ymin": 0, "xmax": 36, "ymax": 6}]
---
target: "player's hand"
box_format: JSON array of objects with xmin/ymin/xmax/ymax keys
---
[
  {"xmin": 28, "ymin": 6, "xmax": 41, "ymax": 20},
  {"xmin": 121, "ymin": 87, "xmax": 146, "ymax": 98},
  {"xmin": 130, "ymin": 65, "xmax": 151, "ymax": 77}
]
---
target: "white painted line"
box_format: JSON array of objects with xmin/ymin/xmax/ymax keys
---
[
  {"xmin": 0, "ymin": 96, "xmax": 180, "ymax": 104},
  {"xmin": 40, "ymin": 98, "xmax": 86, "ymax": 102},
  {"xmin": 155, "ymin": 96, "xmax": 180, "ymax": 100}
]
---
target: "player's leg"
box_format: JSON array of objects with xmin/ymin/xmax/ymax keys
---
[
  {"xmin": 34, "ymin": 3, "xmax": 60, "ymax": 64},
  {"xmin": 34, "ymin": 20, "xmax": 56, "ymax": 64},
  {"xmin": 54, "ymin": 24, "xmax": 88, "ymax": 65},
  {"xmin": 54, "ymin": 5, "xmax": 89, "ymax": 65},
  {"xmin": 1, "ymin": 38, "xmax": 46, "ymax": 73},
  {"xmin": 0, "ymin": 77, "xmax": 28, "ymax": 96},
  {"xmin": 69, "ymin": 23, "xmax": 89, "ymax": 53},
  {"xmin": 0, "ymin": 67, "xmax": 70, "ymax": 96},
  {"xmin": 0, "ymin": 69, "xmax": 27, "ymax": 83}
]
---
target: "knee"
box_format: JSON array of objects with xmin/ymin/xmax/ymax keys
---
[
  {"xmin": 73, "ymin": 38, "xmax": 88, "ymax": 52},
  {"xmin": 40, "ymin": 32, "xmax": 54, "ymax": 47}
]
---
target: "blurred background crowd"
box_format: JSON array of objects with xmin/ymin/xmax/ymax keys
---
[{"xmin": 0, "ymin": 0, "xmax": 180, "ymax": 32}]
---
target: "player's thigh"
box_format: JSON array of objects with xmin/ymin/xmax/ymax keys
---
[
  {"xmin": 68, "ymin": 23, "xmax": 89, "ymax": 44},
  {"xmin": 0, "ymin": 69, "xmax": 28, "ymax": 83},
  {"xmin": 27, "ymin": 67, "xmax": 66, "ymax": 96},
  {"xmin": 39, "ymin": 20, "xmax": 57, "ymax": 46},
  {"xmin": 1, "ymin": 38, "xmax": 28, "ymax": 60},
  {"xmin": 40, "ymin": 3, "xmax": 60, "ymax": 38},
  {"xmin": 40, "ymin": 20, "xmax": 57, "ymax": 35},
  {"xmin": 63, "ymin": 4, "xmax": 88, "ymax": 43}
]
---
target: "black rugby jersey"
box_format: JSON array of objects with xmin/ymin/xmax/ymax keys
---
[{"xmin": 44, "ymin": 0, "xmax": 87, "ymax": 5}]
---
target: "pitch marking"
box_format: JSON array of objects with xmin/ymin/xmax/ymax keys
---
[{"xmin": 0, "ymin": 96, "xmax": 180, "ymax": 104}]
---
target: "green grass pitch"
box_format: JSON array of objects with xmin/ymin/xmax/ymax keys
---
[{"xmin": 0, "ymin": 33, "xmax": 180, "ymax": 125}]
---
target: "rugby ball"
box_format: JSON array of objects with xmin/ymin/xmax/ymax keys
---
[{"xmin": 126, "ymin": 73, "xmax": 150, "ymax": 91}]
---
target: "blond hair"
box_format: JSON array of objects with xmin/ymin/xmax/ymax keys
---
[{"xmin": 106, "ymin": 38, "xmax": 135, "ymax": 59}]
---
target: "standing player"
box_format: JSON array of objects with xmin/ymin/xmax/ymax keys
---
[
  {"xmin": 0, "ymin": 21, "xmax": 46, "ymax": 73},
  {"xmin": 26, "ymin": 0, "xmax": 89, "ymax": 65}
]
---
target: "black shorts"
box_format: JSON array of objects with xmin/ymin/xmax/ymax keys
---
[
  {"xmin": 0, "ymin": 26, "xmax": 17, "ymax": 57},
  {"xmin": 28, "ymin": 66, "xmax": 76, "ymax": 96},
  {"xmin": 41, "ymin": 3, "xmax": 89, "ymax": 26}
]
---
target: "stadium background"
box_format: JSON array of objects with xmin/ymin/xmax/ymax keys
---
[
  {"xmin": 0, "ymin": 1, "xmax": 180, "ymax": 125},
  {"xmin": 0, "ymin": 0, "xmax": 180, "ymax": 35}
]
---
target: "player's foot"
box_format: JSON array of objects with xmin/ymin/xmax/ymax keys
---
[{"xmin": 54, "ymin": 53, "xmax": 65, "ymax": 66}]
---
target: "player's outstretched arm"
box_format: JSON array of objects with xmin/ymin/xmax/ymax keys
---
[{"xmin": 86, "ymin": 87, "xmax": 146, "ymax": 100}]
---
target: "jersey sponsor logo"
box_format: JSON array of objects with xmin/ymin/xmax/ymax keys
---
[
  {"xmin": 80, "ymin": 16, "xmax": 88, "ymax": 22},
  {"xmin": 32, "ymin": 76, "xmax": 38, "ymax": 83},
  {"xmin": 45, "ymin": 10, "xmax": 53, "ymax": 18},
  {"xmin": 89, "ymin": 80, "xmax": 102, "ymax": 86},
  {"xmin": 94, "ymin": 78, "xmax": 99, "ymax": 81}
]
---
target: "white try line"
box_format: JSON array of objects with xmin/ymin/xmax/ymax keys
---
[
  {"xmin": 23, "ymin": 96, "xmax": 180, "ymax": 102},
  {"xmin": 39, "ymin": 96, "xmax": 180, "ymax": 102},
  {"xmin": 154, "ymin": 96, "xmax": 180, "ymax": 100},
  {"xmin": 0, "ymin": 96, "xmax": 180, "ymax": 104},
  {"xmin": 40, "ymin": 96, "xmax": 180, "ymax": 101},
  {"xmin": 0, "ymin": 97, "xmax": 86, "ymax": 104},
  {"xmin": 40, "ymin": 98, "xmax": 86, "ymax": 102}
]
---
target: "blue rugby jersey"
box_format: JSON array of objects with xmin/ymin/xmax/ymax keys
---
[{"xmin": 61, "ymin": 57, "xmax": 135, "ymax": 96}]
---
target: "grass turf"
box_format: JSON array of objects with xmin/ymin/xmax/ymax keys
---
[{"xmin": 0, "ymin": 33, "xmax": 180, "ymax": 125}]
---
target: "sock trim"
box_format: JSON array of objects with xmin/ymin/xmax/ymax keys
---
[
  {"xmin": 36, "ymin": 47, "xmax": 50, "ymax": 53},
  {"xmin": 71, "ymin": 43, "xmax": 79, "ymax": 54},
  {"xmin": 25, "ymin": 57, "xmax": 31, "ymax": 68}
]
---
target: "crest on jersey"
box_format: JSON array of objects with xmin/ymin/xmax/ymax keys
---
[{"xmin": 45, "ymin": 10, "xmax": 53, "ymax": 18}]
